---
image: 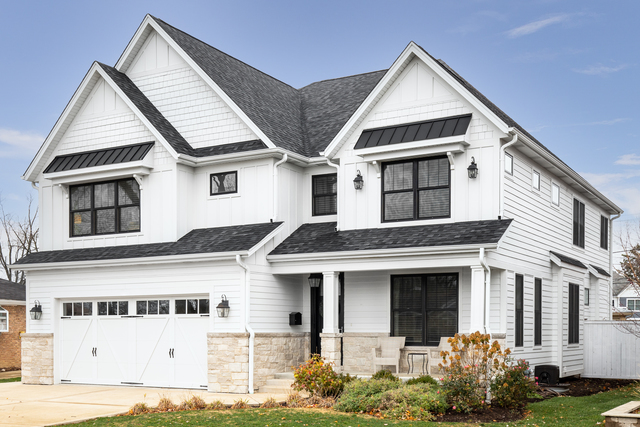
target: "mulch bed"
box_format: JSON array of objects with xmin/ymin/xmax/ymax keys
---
[{"xmin": 434, "ymin": 377, "xmax": 634, "ymax": 424}]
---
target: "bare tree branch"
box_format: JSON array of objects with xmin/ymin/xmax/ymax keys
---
[
  {"xmin": 0, "ymin": 195, "xmax": 39, "ymax": 284},
  {"xmin": 613, "ymin": 220, "xmax": 640, "ymax": 336}
]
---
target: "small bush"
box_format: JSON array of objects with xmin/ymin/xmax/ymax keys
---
[
  {"xmin": 305, "ymin": 394, "xmax": 336, "ymax": 408},
  {"xmin": 230, "ymin": 399, "xmax": 249, "ymax": 409},
  {"xmin": 371, "ymin": 369, "xmax": 400, "ymax": 382},
  {"xmin": 378, "ymin": 384, "xmax": 447, "ymax": 421},
  {"xmin": 156, "ymin": 396, "xmax": 176, "ymax": 412},
  {"xmin": 208, "ymin": 400, "xmax": 226, "ymax": 410},
  {"xmin": 406, "ymin": 374, "xmax": 438, "ymax": 386},
  {"xmin": 178, "ymin": 395, "xmax": 207, "ymax": 411},
  {"xmin": 285, "ymin": 391, "xmax": 305, "ymax": 408},
  {"xmin": 293, "ymin": 355, "xmax": 351, "ymax": 397},
  {"xmin": 439, "ymin": 368, "xmax": 486, "ymax": 413},
  {"xmin": 129, "ymin": 402, "xmax": 149, "ymax": 415},
  {"xmin": 490, "ymin": 359, "xmax": 536, "ymax": 408},
  {"xmin": 259, "ymin": 397, "xmax": 280, "ymax": 408},
  {"xmin": 334, "ymin": 378, "xmax": 404, "ymax": 413}
]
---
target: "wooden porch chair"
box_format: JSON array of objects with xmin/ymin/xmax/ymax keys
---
[
  {"xmin": 427, "ymin": 336, "xmax": 453, "ymax": 375},
  {"xmin": 372, "ymin": 337, "xmax": 405, "ymax": 373}
]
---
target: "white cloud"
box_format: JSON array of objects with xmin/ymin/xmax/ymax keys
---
[
  {"xmin": 507, "ymin": 14, "xmax": 570, "ymax": 38},
  {"xmin": 580, "ymin": 171, "xmax": 640, "ymax": 216},
  {"xmin": 616, "ymin": 154, "xmax": 640, "ymax": 166},
  {"xmin": 0, "ymin": 128, "xmax": 44, "ymax": 158},
  {"xmin": 573, "ymin": 64, "xmax": 627, "ymax": 75}
]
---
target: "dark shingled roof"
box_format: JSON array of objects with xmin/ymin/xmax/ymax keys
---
[
  {"xmin": 0, "ymin": 279, "xmax": 25, "ymax": 302},
  {"xmin": 590, "ymin": 264, "xmax": 611, "ymax": 277},
  {"xmin": 270, "ymin": 219, "xmax": 512, "ymax": 256},
  {"xmin": 15, "ymin": 222, "xmax": 282, "ymax": 265},
  {"xmin": 550, "ymin": 251, "xmax": 587, "ymax": 269},
  {"xmin": 44, "ymin": 142, "xmax": 154, "ymax": 173},
  {"xmin": 191, "ymin": 140, "xmax": 267, "ymax": 157},
  {"xmin": 98, "ymin": 62, "xmax": 195, "ymax": 156}
]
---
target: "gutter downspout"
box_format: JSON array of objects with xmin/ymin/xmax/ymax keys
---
[
  {"xmin": 609, "ymin": 213, "xmax": 621, "ymax": 320},
  {"xmin": 31, "ymin": 182, "xmax": 39, "ymax": 190},
  {"xmin": 499, "ymin": 133, "xmax": 518, "ymax": 219},
  {"xmin": 479, "ymin": 248, "xmax": 491, "ymax": 335},
  {"xmin": 326, "ymin": 159, "xmax": 340, "ymax": 231},
  {"xmin": 272, "ymin": 154, "xmax": 288, "ymax": 221},
  {"xmin": 236, "ymin": 254, "xmax": 254, "ymax": 394}
]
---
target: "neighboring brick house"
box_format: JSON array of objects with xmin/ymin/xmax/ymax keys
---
[{"xmin": 0, "ymin": 278, "xmax": 26, "ymax": 369}]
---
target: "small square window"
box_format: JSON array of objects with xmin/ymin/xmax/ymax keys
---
[
  {"xmin": 551, "ymin": 183, "xmax": 560, "ymax": 206},
  {"xmin": 505, "ymin": 153, "xmax": 513, "ymax": 175},
  {"xmin": 532, "ymin": 170, "xmax": 540, "ymax": 190},
  {"xmin": 210, "ymin": 171, "xmax": 237, "ymax": 195}
]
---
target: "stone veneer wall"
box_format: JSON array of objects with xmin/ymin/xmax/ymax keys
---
[
  {"xmin": 207, "ymin": 332, "xmax": 249, "ymax": 393},
  {"xmin": 21, "ymin": 333, "xmax": 54, "ymax": 385},
  {"xmin": 253, "ymin": 332, "xmax": 309, "ymax": 389},
  {"xmin": 342, "ymin": 333, "xmax": 387, "ymax": 373},
  {"xmin": 0, "ymin": 305, "xmax": 26, "ymax": 369},
  {"xmin": 319, "ymin": 333, "xmax": 343, "ymax": 371}
]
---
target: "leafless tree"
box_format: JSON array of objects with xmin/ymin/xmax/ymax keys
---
[
  {"xmin": 613, "ymin": 219, "xmax": 640, "ymax": 335},
  {"xmin": 0, "ymin": 196, "xmax": 38, "ymax": 284}
]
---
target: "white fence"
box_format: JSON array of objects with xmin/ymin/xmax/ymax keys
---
[{"xmin": 584, "ymin": 321, "xmax": 640, "ymax": 379}]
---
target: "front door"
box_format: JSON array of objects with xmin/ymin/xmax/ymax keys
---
[{"xmin": 310, "ymin": 273, "xmax": 344, "ymax": 356}]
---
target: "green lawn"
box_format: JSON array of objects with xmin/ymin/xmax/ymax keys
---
[
  {"xmin": 74, "ymin": 386, "xmax": 634, "ymax": 427},
  {"xmin": 0, "ymin": 377, "xmax": 20, "ymax": 383}
]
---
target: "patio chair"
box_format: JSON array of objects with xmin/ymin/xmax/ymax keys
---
[
  {"xmin": 371, "ymin": 336, "xmax": 405, "ymax": 373},
  {"xmin": 427, "ymin": 336, "xmax": 453, "ymax": 375}
]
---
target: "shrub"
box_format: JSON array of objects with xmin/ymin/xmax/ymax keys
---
[
  {"xmin": 292, "ymin": 355, "xmax": 352, "ymax": 397},
  {"xmin": 285, "ymin": 391, "xmax": 305, "ymax": 408},
  {"xmin": 208, "ymin": 400, "xmax": 226, "ymax": 410},
  {"xmin": 178, "ymin": 395, "xmax": 207, "ymax": 411},
  {"xmin": 259, "ymin": 397, "xmax": 280, "ymax": 408},
  {"xmin": 230, "ymin": 399, "xmax": 249, "ymax": 409},
  {"xmin": 334, "ymin": 378, "xmax": 403, "ymax": 413},
  {"xmin": 490, "ymin": 359, "xmax": 537, "ymax": 408},
  {"xmin": 129, "ymin": 402, "xmax": 149, "ymax": 415},
  {"xmin": 378, "ymin": 384, "xmax": 447, "ymax": 421},
  {"xmin": 371, "ymin": 369, "xmax": 400, "ymax": 382},
  {"xmin": 406, "ymin": 374, "xmax": 438, "ymax": 386},
  {"xmin": 439, "ymin": 368, "xmax": 486, "ymax": 413},
  {"xmin": 156, "ymin": 396, "xmax": 176, "ymax": 412}
]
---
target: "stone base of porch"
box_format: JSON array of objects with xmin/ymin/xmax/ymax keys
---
[{"xmin": 21, "ymin": 333, "xmax": 54, "ymax": 385}]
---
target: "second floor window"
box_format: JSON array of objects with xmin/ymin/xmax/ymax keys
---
[
  {"xmin": 210, "ymin": 171, "xmax": 237, "ymax": 195},
  {"xmin": 600, "ymin": 215, "xmax": 608, "ymax": 250},
  {"xmin": 573, "ymin": 198, "xmax": 585, "ymax": 248},
  {"xmin": 70, "ymin": 178, "xmax": 140, "ymax": 237},
  {"xmin": 382, "ymin": 156, "xmax": 450, "ymax": 222},
  {"xmin": 312, "ymin": 174, "xmax": 337, "ymax": 216}
]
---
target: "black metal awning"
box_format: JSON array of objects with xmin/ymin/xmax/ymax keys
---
[{"xmin": 44, "ymin": 142, "xmax": 154, "ymax": 174}]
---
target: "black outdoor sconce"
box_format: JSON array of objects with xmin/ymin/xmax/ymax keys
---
[
  {"xmin": 216, "ymin": 295, "xmax": 230, "ymax": 318},
  {"xmin": 467, "ymin": 157, "xmax": 478, "ymax": 179},
  {"xmin": 308, "ymin": 273, "xmax": 323, "ymax": 288},
  {"xmin": 30, "ymin": 300, "xmax": 42, "ymax": 321},
  {"xmin": 353, "ymin": 170, "xmax": 364, "ymax": 190}
]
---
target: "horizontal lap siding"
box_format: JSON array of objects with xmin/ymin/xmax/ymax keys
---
[
  {"xmin": 344, "ymin": 271, "xmax": 390, "ymax": 333},
  {"xmin": 250, "ymin": 271, "xmax": 304, "ymax": 333}
]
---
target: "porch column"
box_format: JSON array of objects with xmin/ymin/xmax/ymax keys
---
[
  {"xmin": 321, "ymin": 271, "xmax": 342, "ymax": 369},
  {"xmin": 469, "ymin": 266, "xmax": 486, "ymax": 333}
]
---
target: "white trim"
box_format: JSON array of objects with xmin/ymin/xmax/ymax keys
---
[
  {"xmin": 0, "ymin": 305, "xmax": 8, "ymax": 333},
  {"xmin": 0, "ymin": 300, "xmax": 26, "ymax": 306},
  {"xmin": 549, "ymin": 252, "xmax": 587, "ymax": 273},
  {"xmin": 586, "ymin": 264, "xmax": 609, "ymax": 280},
  {"xmin": 176, "ymin": 148, "xmax": 311, "ymax": 168},
  {"xmin": 47, "ymin": 164, "xmax": 152, "ymax": 186}
]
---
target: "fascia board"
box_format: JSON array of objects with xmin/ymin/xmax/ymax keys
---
[
  {"xmin": 267, "ymin": 243, "xmax": 495, "ymax": 263},
  {"xmin": 515, "ymin": 129, "xmax": 623, "ymax": 215},
  {"xmin": 10, "ymin": 251, "xmax": 248, "ymax": 272},
  {"xmin": 323, "ymin": 42, "xmax": 511, "ymax": 159},
  {"xmin": 0, "ymin": 300, "xmax": 26, "ymax": 306},
  {"xmin": 114, "ymin": 15, "xmax": 155, "ymax": 72},
  {"xmin": 145, "ymin": 18, "xmax": 276, "ymax": 150},
  {"xmin": 23, "ymin": 63, "xmax": 103, "ymax": 183},
  {"xmin": 47, "ymin": 164, "xmax": 152, "ymax": 186},
  {"xmin": 96, "ymin": 66, "xmax": 179, "ymax": 159},
  {"xmin": 176, "ymin": 148, "xmax": 309, "ymax": 167},
  {"xmin": 358, "ymin": 139, "xmax": 468, "ymax": 163},
  {"xmin": 247, "ymin": 222, "xmax": 285, "ymax": 257},
  {"xmin": 586, "ymin": 264, "xmax": 608, "ymax": 280}
]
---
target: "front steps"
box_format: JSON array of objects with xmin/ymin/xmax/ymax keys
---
[{"xmin": 258, "ymin": 372, "xmax": 294, "ymax": 394}]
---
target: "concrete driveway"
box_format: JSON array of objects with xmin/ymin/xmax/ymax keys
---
[{"xmin": 0, "ymin": 383, "xmax": 288, "ymax": 427}]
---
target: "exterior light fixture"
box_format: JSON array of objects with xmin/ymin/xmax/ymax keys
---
[
  {"xmin": 353, "ymin": 170, "xmax": 364, "ymax": 190},
  {"xmin": 467, "ymin": 157, "xmax": 478, "ymax": 179},
  {"xmin": 308, "ymin": 273, "xmax": 323, "ymax": 288},
  {"xmin": 30, "ymin": 300, "xmax": 42, "ymax": 321},
  {"xmin": 216, "ymin": 295, "xmax": 230, "ymax": 318}
]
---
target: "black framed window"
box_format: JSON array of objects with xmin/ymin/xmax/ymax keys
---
[
  {"xmin": 584, "ymin": 288, "xmax": 590, "ymax": 306},
  {"xmin": 312, "ymin": 174, "xmax": 337, "ymax": 216},
  {"xmin": 600, "ymin": 216, "xmax": 608, "ymax": 250},
  {"xmin": 175, "ymin": 299, "xmax": 209, "ymax": 315},
  {"xmin": 210, "ymin": 171, "xmax": 237, "ymax": 195},
  {"xmin": 391, "ymin": 273, "xmax": 458, "ymax": 346},
  {"xmin": 70, "ymin": 178, "xmax": 140, "ymax": 237},
  {"xmin": 568, "ymin": 283, "xmax": 580, "ymax": 344},
  {"xmin": 63, "ymin": 302, "xmax": 92, "ymax": 317},
  {"xmin": 382, "ymin": 156, "xmax": 450, "ymax": 222},
  {"xmin": 515, "ymin": 274, "xmax": 524, "ymax": 347},
  {"xmin": 573, "ymin": 199, "xmax": 585, "ymax": 248},
  {"xmin": 534, "ymin": 278, "xmax": 542, "ymax": 346},
  {"xmin": 97, "ymin": 301, "xmax": 128, "ymax": 316}
]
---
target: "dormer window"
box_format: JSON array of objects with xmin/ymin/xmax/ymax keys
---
[{"xmin": 70, "ymin": 178, "xmax": 140, "ymax": 237}]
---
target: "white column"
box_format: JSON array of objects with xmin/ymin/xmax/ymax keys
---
[
  {"xmin": 469, "ymin": 266, "xmax": 486, "ymax": 333},
  {"xmin": 322, "ymin": 271, "xmax": 340, "ymax": 333}
]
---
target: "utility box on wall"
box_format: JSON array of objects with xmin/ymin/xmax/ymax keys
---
[{"xmin": 289, "ymin": 312, "xmax": 302, "ymax": 326}]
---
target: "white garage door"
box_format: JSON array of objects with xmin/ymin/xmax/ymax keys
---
[{"xmin": 60, "ymin": 297, "xmax": 210, "ymax": 389}]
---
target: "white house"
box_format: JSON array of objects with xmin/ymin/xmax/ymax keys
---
[{"xmin": 13, "ymin": 15, "xmax": 622, "ymax": 392}]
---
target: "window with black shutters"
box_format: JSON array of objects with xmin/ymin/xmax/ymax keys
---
[
  {"xmin": 70, "ymin": 178, "xmax": 140, "ymax": 237},
  {"xmin": 568, "ymin": 283, "xmax": 580, "ymax": 344},
  {"xmin": 600, "ymin": 216, "xmax": 608, "ymax": 250},
  {"xmin": 391, "ymin": 273, "xmax": 458, "ymax": 346},
  {"xmin": 573, "ymin": 199, "xmax": 585, "ymax": 248},
  {"xmin": 534, "ymin": 278, "xmax": 542, "ymax": 346},
  {"xmin": 515, "ymin": 274, "xmax": 524, "ymax": 347},
  {"xmin": 312, "ymin": 174, "xmax": 337, "ymax": 216},
  {"xmin": 382, "ymin": 156, "xmax": 450, "ymax": 222}
]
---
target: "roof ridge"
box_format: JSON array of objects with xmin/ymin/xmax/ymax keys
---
[
  {"xmin": 150, "ymin": 16, "xmax": 298, "ymax": 92},
  {"xmin": 299, "ymin": 69, "xmax": 388, "ymax": 89}
]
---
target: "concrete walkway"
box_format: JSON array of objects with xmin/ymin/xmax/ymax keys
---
[{"xmin": 0, "ymin": 383, "xmax": 289, "ymax": 427}]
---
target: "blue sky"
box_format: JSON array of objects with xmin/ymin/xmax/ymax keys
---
[{"xmin": 0, "ymin": 0, "xmax": 638, "ymax": 234}]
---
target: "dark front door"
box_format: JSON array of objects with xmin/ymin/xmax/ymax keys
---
[{"xmin": 310, "ymin": 273, "xmax": 344, "ymax": 356}]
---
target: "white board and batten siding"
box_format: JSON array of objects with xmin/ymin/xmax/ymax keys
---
[{"xmin": 584, "ymin": 321, "xmax": 640, "ymax": 379}]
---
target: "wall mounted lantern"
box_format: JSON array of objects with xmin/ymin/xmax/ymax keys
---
[
  {"xmin": 308, "ymin": 273, "xmax": 323, "ymax": 288},
  {"xmin": 467, "ymin": 157, "xmax": 478, "ymax": 179},
  {"xmin": 30, "ymin": 300, "xmax": 42, "ymax": 321},
  {"xmin": 216, "ymin": 295, "xmax": 230, "ymax": 318},
  {"xmin": 353, "ymin": 170, "xmax": 364, "ymax": 190}
]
